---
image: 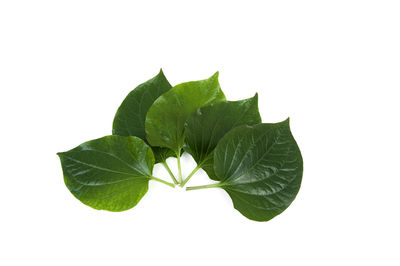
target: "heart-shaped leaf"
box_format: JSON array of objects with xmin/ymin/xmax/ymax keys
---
[
  {"xmin": 145, "ymin": 72, "xmax": 226, "ymax": 154},
  {"xmin": 57, "ymin": 135, "xmax": 155, "ymax": 211},
  {"xmin": 184, "ymin": 94, "xmax": 261, "ymax": 180},
  {"xmin": 112, "ymin": 69, "xmax": 175, "ymax": 163},
  {"xmin": 212, "ymin": 119, "xmax": 303, "ymax": 221}
]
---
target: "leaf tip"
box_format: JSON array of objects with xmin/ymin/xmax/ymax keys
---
[
  {"xmin": 211, "ymin": 71, "xmax": 219, "ymax": 79},
  {"xmin": 253, "ymin": 92, "xmax": 258, "ymax": 100},
  {"xmin": 158, "ymin": 68, "xmax": 167, "ymax": 79}
]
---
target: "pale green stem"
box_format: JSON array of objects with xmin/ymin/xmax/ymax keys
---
[
  {"xmin": 149, "ymin": 176, "xmax": 175, "ymax": 188},
  {"xmin": 176, "ymin": 150, "xmax": 183, "ymax": 184},
  {"xmin": 180, "ymin": 164, "xmax": 201, "ymax": 187},
  {"xmin": 186, "ymin": 183, "xmax": 222, "ymax": 191},
  {"xmin": 162, "ymin": 161, "xmax": 178, "ymax": 184}
]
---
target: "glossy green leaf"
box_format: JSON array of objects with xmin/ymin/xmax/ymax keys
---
[
  {"xmin": 145, "ymin": 72, "xmax": 226, "ymax": 154},
  {"xmin": 57, "ymin": 135, "xmax": 154, "ymax": 212},
  {"xmin": 212, "ymin": 119, "xmax": 303, "ymax": 221},
  {"xmin": 112, "ymin": 69, "xmax": 175, "ymax": 163},
  {"xmin": 184, "ymin": 94, "xmax": 261, "ymax": 179}
]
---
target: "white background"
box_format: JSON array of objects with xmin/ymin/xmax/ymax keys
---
[{"xmin": 1, "ymin": 1, "xmax": 399, "ymax": 265}]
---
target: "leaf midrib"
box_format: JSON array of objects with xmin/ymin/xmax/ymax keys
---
[
  {"xmin": 224, "ymin": 170, "xmax": 299, "ymax": 196},
  {"xmin": 68, "ymin": 174, "xmax": 147, "ymax": 187},
  {"xmin": 223, "ymin": 125, "xmax": 285, "ymax": 184},
  {"xmin": 84, "ymin": 148, "xmax": 150, "ymax": 176},
  {"xmin": 62, "ymin": 153, "xmax": 150, "ymax": 178}
]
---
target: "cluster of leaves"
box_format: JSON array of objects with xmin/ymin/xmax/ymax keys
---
[{"xmin": 57, "ymin": 70, "xmax": 303, "ymax": 221}]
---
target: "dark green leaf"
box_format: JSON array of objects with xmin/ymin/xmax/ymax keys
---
[
  {"xmin": 213, "ymin": 119, "xmax": 303, "ymax": 221},
  {"xmin": 57, "ymin": 135, "xmax": 154, "ymax": 212},
  {"xmin": 184, "ymin": 94, "xmax": 261, "ymax": 179},
  {"xmin": 112, "ymin": 69, "xmax": 175, "ymax": 163},
  {"xmin": 152, "ymin": 146, "xmax": 177, "ymax": 163},
  {"xmin": 145, "ymin": 72, "xmax": 226, "ymax": 154}
]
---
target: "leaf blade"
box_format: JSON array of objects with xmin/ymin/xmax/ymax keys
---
[
  {"xmin": 213, "ymin": 119, "xmax": 303, "ymax": 221},
  {"xmin": 145, "ymin": 72, "xmax": 226, "ymax": 153},
  {"xmin": 112, "ymin": 69, "xmax": 175, "ymax": 163},
  {"xmin": 184, "ymin": 94, "xmax": 261, "ymax": 179},
  {"xmin": 58, "ymin": 135, "xmax": 154, "ymax": 212}
]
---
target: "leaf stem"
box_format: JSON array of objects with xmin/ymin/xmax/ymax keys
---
[
  {"xmin": 149, "ymin": 176, "xmax": 175, "ymax": 188},
  {"xmin": 180, "ymin": 164, "xmax": 201, "ymax": 187},
  {"xmin": 176, "ymin": 150, "xmax": 183, "ymax": 184},
  {"xmin": 162, "ymin": 161, "xmax": 178, "ymax": 184},
  {"xmin": 186, "ymin": 183, "xmax": 222, "ymax": 191}
]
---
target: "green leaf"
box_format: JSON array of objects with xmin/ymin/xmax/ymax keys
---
[
  {"xmin": 212, "ymin": 119, "xmax": 303, "ymax": 221},
  {"xmin": 57, "ymin": 135, "xmax": 155, "ymax": 212},
  {"xmin": 152, "ymin": 146, "xmax": 177, "ymax": 163},
  {"xmin": 184, "ymin": 94, "xmax": 261, "ymax": 179},
  {"xmin": 112, "ymin": 69, "xmax": 175, "ymax": 163},
  {"xmin": 145, "ymin": 72, "xmax": 226, "ymax": 154}
]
